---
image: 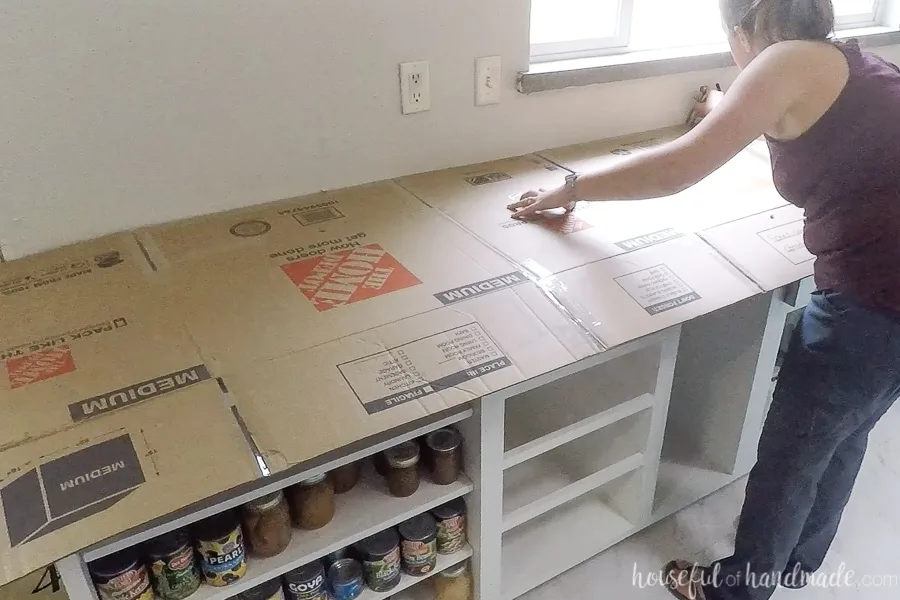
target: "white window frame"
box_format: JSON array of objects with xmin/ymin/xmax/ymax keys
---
[
  {"xmin": 530, "ymin": 0, "xmax": 888, "ymax": 64},
  {"xmin": 835, "ymin": 0, "xmax": 883, "ymax": 28},
  {"xmin": 530, "ymin": 0, "xmax": 635, "ymax": 63}
]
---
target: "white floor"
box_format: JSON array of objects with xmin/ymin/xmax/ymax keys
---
[{"xmin": 522, "ymin": 404, "xmax": 900, "ymax": 600}]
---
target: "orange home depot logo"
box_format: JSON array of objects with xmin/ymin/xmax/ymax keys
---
[
  {"xmin": 537, "ymin": 212, "xmax": 594, "ymax": 235},
  {"xmin": 282, "ymin": 244, "xmax": 421, "ymax": 311},
  {"xmin": 7, "ymin": 346, "xmax": 76, "ymax": 389}
]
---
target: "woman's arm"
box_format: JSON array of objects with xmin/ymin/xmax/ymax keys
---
[{"xmin": 509, "ymin": 41, "xmax": 815, "ymax": 218}]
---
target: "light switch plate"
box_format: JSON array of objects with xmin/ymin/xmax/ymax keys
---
[{"xmin": 475, "ymin": 56, "xmax": 502, "ymax": 106}]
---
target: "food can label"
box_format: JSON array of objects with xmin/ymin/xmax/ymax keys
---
[
  {"xmin": 436, "ymin": 515, "xmax": 466, "ymax": 554},
  {"xmin": 286, "ymin": 573, "xmax": 327, "ymax": 600},
  {"xmin": 331, "ymin": 576, "xmax": 363, "ymax": 600},
  {"xmin": 197, "ymin": 527, "xmax": 247, "ymax": 587},
  {"xmin": 150, "ymin": 545, "xmax": 201, "ymax": 600},
  {"xmin": 363, "ymin": 547, "xmax": 401, "ymax": 591},
  {"xmin": 401, "ymin": 539, "xmax": 437, "ymax": 574},
  {"xmin": 96, "ymin": 566, "xmax": 153, "ymax": 600}
]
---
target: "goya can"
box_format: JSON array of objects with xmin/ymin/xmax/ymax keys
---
[
  {"xmin": 89, "ymin": 548, "xmax": 154, "ymax": 600},
  {"xmin": 431, "ymin": 498, "xmax": 467, "ymax": 554},
  {"xmin": 192, "ymin": 510, "xmax": 248, "ymax": 586},
  {"xmin": 284, "ymin": 561, "xmax": 329, "ymax": 600},
  {"xmin": 237, "ymin": 578, "xmax": 287, "ymax": 600},
  {"xmin": 328, "ymin": 559, "xmax": 364, "ymax": 600},
  {"xmin": 398, "ymin": 514, "xmax": 437, "ymax": 576},
  {"xmin": 355, "ymin": 529, "xmax": 401, "ymax": 592},
  {"xmin": 145, "ymin": 529, "xmax": 201, "ymax": 600}
]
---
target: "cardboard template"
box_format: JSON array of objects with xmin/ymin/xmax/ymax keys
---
[
  {"xmin": 396, "ymin": 153, "xmax": 685, "ymax": 275},
  {"xmin": 0, "ymin": 237, "xmax": 260, "ymax": 585},
  {"xmin": 0, "ymin": 387, "xmax": 260, "ymax": 585},
  {"xmin": 140, "ymin": 181, "xmax": 599, "ymax": 471},
  {"xmin": 545, "ymin": 235, "xmax": 762, "ymax": 348},
  {"xmin": 698, "ymin": 204, "xmax": 814, "ymax": 292},
  {"xmin": 538, "ymin": 127, "xmax": 790, "ymax": 231}
]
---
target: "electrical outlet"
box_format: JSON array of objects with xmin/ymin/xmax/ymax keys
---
[
  {"xmin": 400, "ymin": 61, "xmax": 431, "ymax": 115},
  {"xmin": 475, "ymin": 56, "xmax": 501, "ymax": 106}
]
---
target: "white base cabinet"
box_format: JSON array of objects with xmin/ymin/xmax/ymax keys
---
[{"xmin": 57, "ymin": 283, "xmax": 811, "ymax": 600}]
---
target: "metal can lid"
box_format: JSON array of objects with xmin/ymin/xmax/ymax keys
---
[
  {"xmin": 144, "ymin": 528, "xmax": 191, "ymax": 558},
  {"xmin": 236, "ymin": 577, "xmax": 284, "ymax": 600},
  {"xmin": 425, "ymin": 428, "xmax": 462, "ymax": 454},
  {"xmin": 245, "ymin": 491, "xmax": 284, "ymax": 513},
  {"xmin": 285, "ymin": 561, "xmax": 325, "ymax": 584},
  {"xmin": 191, "ymin": 509, "xmax": 240, "ymax": 542},
  {"xmin": 355, "ymin": 528, "xmax": 400, "ymax": 560},
  {"xmin": 384, "ymin": 441, "xmax": 420, "ymax": 468},
  {"xmin": 431, "ymin": 497, "xmax": 467, "ymax": 521},
  {"xmin": 299, "ymin": 473, "xmax": 328, "ymax": 486},
  {"xmin": 398, "ymin": 513, "xmax": 437, "ymax": 543},
  {"xmin": 89, "ymin": 548, "xmax": 141, "ymax": 579},
  {"xmin": 439, "ymin": 563, "xmax": 468, "ymax": 578},
  {"xmin": 328, "ymin": 558, "xmax": 363, "ymax": 584}
]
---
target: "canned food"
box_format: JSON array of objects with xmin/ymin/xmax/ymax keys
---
[
  {"xmin": 192, "ymin": 510, "xmax": 248, "ymax": 586},
  {"xmin": 355, "ymin": 529, "xmax": 401, "ymax": 592},
  {"xmin": 324, "ymin": 547, "xmax": 352, "ymax": 569},
  {"xmin": 145, "ymin": 528, "xmax": 201, "ymax": 600},
  {"xmin": 398, "ymin": 514, "xmax": 437, "ymax": 576},
  {"xmin": 431, "ymin": 498, "xmax": 467, "ymax": 555},
  {"xmin": 284, "ymin": 561, "xmax": 328, "ymax": 600},
  {"xmin": 89, "ymin": 548, "xmax": 154, "ymax": 600},
  {"xmin": 237, "ymin": 578, "xmax": 286, "ymax": 600},
  {"xmin": 328, "ymin": 559, "xmax": 364, "ymax": 600}
]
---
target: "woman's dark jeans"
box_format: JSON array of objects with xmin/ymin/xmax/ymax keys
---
[{"xmin": 704, "ymin": 290, "xmax": 900, "ymax": 600}]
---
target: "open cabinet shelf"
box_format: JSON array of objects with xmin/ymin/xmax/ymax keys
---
[
  {"xmin": 501, "ymin": 470, "xmax": 642, "ymax": 600},
  {"xmin": 187, "ymin": 469, "xmax": 473, "ymax": 600},
  {"xmin": 503, "ymin": 409, "xmax": 652, "ymax": 531}
]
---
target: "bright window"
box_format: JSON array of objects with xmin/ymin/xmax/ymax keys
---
[{"xmin": 530, "ymin": 0, "xmax": 885, "ymax": 62}]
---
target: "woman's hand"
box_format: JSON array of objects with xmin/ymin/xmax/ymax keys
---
[{"xmin": 507, "ymin": 187, "xmax": 576, "ymax": 219}]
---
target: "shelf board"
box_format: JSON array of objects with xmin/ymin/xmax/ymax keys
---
[
  {"xmin": 188, "ymin": 470, "xmax": 473, "ymax": 600},
  {"xmin": 504, "ymin": 394, "xmax": 654, "ymax": 469},
  {"xmin": 503, "ymin": 452, "xmax": 644, "ymax": 532},
  {"xmin": 501, "ymin": 489, "xmax": 634, "ymax": 600},
  {"xmin": 650, "ymin": 459, "xmax": 742, "ymax": 524},
  {"xmin": 358, "ymin": 545, "xmax": 472, "ymax": 600}
]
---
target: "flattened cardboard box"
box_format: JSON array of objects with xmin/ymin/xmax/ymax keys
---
[
  {"xmin": 698, "ymin": 204, "xmax": 814, "ymax": 292},
  {"xmin": 0, "ymin": 237, "xmax": 260, "ymax": 585},
  {"xmin": 396, "ymin": 128, "xmax": 784, "ymax": 277},
  {"xmin": 544, "ymin": 235, "xmax": 762, "ymax": 348},
  {"xmin": 0, "ymin": 388, "xmax": 259, "ymax": 586},
  {"xmin": 140, "ymin": 181, "xmax": 599, "ymax": 471},
  {"xmin": 538, "ymin": 127, "xmax": 788, "ymax": 232}
]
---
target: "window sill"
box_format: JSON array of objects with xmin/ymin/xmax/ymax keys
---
[{"xmin": 517, "ymin": 26, "xmax": 900, "ymax": 94}]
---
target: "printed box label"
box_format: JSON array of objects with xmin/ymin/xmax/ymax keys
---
[
  {"xmin": 6, "ymin": 346, "xmax": 76, "ymax": 389},
  {"xmin": 338, "ymin": 323, "xmax": 512, "ymax": 414},
  {"xmin": 68, "ymin": 365, "xmax": 212, "ymax": 422},
  {"xmin": 757, "ymin": 221, "xmax": 814, "ymax": 265},
  {"xmin": 1, "ymin": 435, "xmax": 145, "ymax": 546},
  {"xmin": 434, "ymin": 272, "xmax": 527, "ymax": 305},
  {"xmin": 615, "ymin": 228, "xmax": 683, "ymax": 251},
  {"xmin": 282, "ymin": 243, "xmax": 421, "ymax": 312},
  {"xmin": 615, "ymin": 265, "xmax": 701, "ymax": 315}
]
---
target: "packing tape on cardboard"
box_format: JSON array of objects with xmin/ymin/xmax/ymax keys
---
[{"xmin": 515, "ymin": 258, "xmax": 608, "ymax": 354}]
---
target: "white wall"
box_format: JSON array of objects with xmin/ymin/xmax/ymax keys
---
[{"xmin": 3, "ymin": 1, "xmax": 899, "ymax": 259}]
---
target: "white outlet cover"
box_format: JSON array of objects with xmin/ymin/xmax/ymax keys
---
[{"xmin": 400, "ymin": 61, "xmax": 431, "ymax": 115}]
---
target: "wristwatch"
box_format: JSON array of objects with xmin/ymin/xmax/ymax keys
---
[{"xmin": 563, "ymin": 173, "xmax": 581, "ymax": 205}]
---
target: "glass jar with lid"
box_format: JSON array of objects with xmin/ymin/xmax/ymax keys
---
[
  {"xmin": 384, "ymin": 441, "xmax": 421, "ymax": 498},
  {"xmin": 425, "ymin": 427, "xmax": 463, "ymax": 485},
  {"xmin": 287, "ymin": 474, "xmax": 336, "ymax": 530},
  {"xmin": 434, "ymin": 562, "xmax": 473, "ymax": 600},
  {"xmin": 243, "ymin": 491, "xmax": 292, "ymax": 557}
]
